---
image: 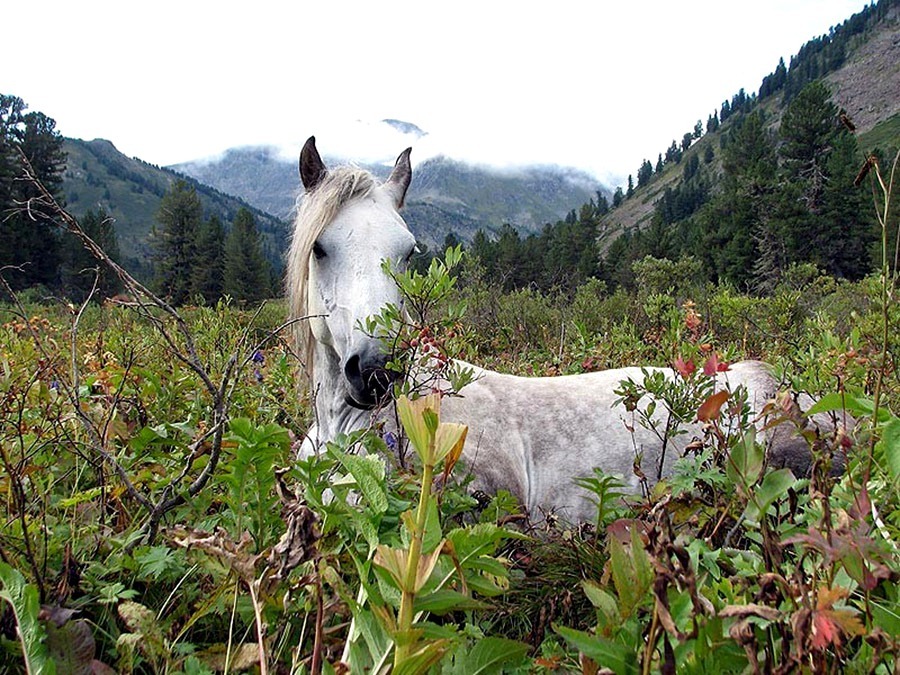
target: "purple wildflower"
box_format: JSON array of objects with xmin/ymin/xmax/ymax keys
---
[
  {"xmin": 251, "ymin": 350, "xmax": 265, "ymax": 364},
  {"xmin": 384, "ymin": 431, "xmax": 398, "ymax": 452}
]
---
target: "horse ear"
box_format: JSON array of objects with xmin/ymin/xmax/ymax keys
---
[
  {"xmin": 300, "ymin": 136, "xmax": 328, "ymax": 191},
  {"xmin": 384, "ymin": 147, "xmax": 412, "ymax": 209}
]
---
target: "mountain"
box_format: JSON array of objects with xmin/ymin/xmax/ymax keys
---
[
  {"xmin": 171, "ymin": 146, "xmax": 607, "ymax": 250},
  {"xmin": 597, "ymin": 0, "xmax": 899, "ymax": 248},
  {"xmin": 61, "ymin": 138, "xmax": 290, "ymax": 280}
]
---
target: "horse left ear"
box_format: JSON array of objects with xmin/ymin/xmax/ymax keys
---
[
  {"xmin": 300, "ymin": 136, "xmax": 328, "ymax": 191},
  {"xmin": 385, "ymin": 148, "xmax": 412, "ymax": 209}
]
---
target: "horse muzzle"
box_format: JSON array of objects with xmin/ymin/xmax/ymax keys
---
[{"xmin": 342, "ymin": 347, "xmax": 400, "ymax": 409}]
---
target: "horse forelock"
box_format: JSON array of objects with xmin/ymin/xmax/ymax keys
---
[{"xmin": 287, "ymin": 166, "xmax": 378, "ymax": 382}]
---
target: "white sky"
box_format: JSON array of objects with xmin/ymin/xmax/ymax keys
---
[{"xmin": 3, "ymin": 0, "xmax": 872, "ymax": 187}]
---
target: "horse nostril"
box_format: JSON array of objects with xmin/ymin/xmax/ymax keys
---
[
  {"xmin": 344, "ymin": 354, "xmax": 362, "ymax": 383},
  {"xmin": 344, "ymin": 351, "xmax": 397, "ymax": 405}
]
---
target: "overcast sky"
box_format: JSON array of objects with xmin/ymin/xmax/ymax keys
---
[{"xmin": 4, "ymin": 0, "xmax": 872, "ymax": 186}]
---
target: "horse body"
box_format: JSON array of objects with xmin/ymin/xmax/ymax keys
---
[
  {"xmin": 439, "ymin": 361, "xmax": 781, "ymax": 521},
  {"xmin": 289, "ymin": 137, "xmax": 835, "ymax": 524}
]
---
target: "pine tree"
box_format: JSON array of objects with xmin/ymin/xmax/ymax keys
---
[
  {"xmin": 595, "ymin": 191, "xmax": 610, "ymax": 215},
  {"xmin": 817, "ymin": 132, "xmax": 872, "ymax": 278},
  {"xmin": 154, "ymin": 180, "xmax": 202, "ymax": 305},
  {"xmin": 0, "ymin": 97, "xmax": 66, "ymax": 292},
  {"xmin": 191, "ymin": 215, "xmax": 226, "ymax": 304},
  {"xmin": 223, "ymin": 207, "xmax": 271, "ymax": 304},
  {"xmin": 777, "ymin": 81, "xmax": 873, "ymax": 278},
  {"xmin": 637, "ymin": 159, "xmax": 653, "ymax": 187},
  {"xmin": 60, "ymin": 208, "xmax": 122, "ymax": 301},
  {"xmin": 494, "ymin": 223, "xmax": 524, "ymax": 290},
  {"xmin": 779, "ymin": 81, "xmax": 839, "ymax": 214},
  {"xmin": 712, "ymin": 111, "xmax": 778, "ymax": 286}
]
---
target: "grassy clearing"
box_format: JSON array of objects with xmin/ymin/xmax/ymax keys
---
[{"xmin": 1, "ymin": 257, "xmax": 898, "ymax": 673}]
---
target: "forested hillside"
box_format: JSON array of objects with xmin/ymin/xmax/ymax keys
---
[
  {"xmin": 588, "ymin": 0, "xmax": 899, "ymax": 291},
  {"xmin": 1, "ymin": 100, "xmax": 284, "ymax": 304},
  {"xmin": 63, "ymin": 138, "xmax": 289, "ymax": 281},
  {"xmin": 2, "ymin": 0, "xmax": 898, "ymax": 303},
  {"xmin": 461, "ymin": 0, "xmax": 898, "ymax": 298}
]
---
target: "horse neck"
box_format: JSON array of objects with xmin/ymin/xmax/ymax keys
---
[{"xmin": 310, "ymin": 341, "xmax": 374, "ymax": 442}]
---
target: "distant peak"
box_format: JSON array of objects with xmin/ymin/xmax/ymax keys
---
[{"xmin": 381, "ymin": 119, "xmax": 427, "ymax": 138}]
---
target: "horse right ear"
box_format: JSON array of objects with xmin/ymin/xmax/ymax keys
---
[{"xmin": 300, "ymin": 136, "xmax": 328, "ymax": 191}]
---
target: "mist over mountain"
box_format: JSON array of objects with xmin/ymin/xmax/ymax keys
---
[{"xmin": 170, "ymin": 138, "xmax": 609, "ymax": 250}]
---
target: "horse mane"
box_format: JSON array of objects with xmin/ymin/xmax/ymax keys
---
[{"xmin": 286, "ymin": 165, "xmax": 378, "ymax": 382}]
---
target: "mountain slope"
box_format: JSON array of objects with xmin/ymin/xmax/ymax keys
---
[
  {"xmin": 597, "ymin": 0, "xmax": 899, "ymax": 248},
  {"xmin": 62, "ymin": 139, "xmax": 289, "ymax": 279}
]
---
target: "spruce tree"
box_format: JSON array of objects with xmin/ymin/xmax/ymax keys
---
[
  {"xmin": 60, "ymin": 208, "xmax": 122, "ymax": 301},
  {"xmin": 154, "ymin": 180, "xmax": 202, "ymax": 305},
  {"xmin": 191, "ymin": 215, "xmax": 225, "ymax": 304},
  {"xmin": 637, "ymin": 160, "xmax": 653, "ymax": 187},
  {"xmin": 779, "ymin": 81, "xmax": 837, "ymax": 214},
  {"xmin": 223, "ymin": 207, "xmax": 271, "ymax": 304},
  {"xmin": 778, "ymin": 81, "xmax": 873, "ymax": 278},
  {"xmin": 818, "ymin": 132, "xmax": 872, "ymax": 278},
  {"xmin": 713, "ymin": 111, "xmax": 778, "ymax": 287},
  {"xmin": 0, "ymin": 97, "xmax": 66, "ymax": 292}
]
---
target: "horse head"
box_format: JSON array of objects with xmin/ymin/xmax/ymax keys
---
[{"xmin": 291, "ymin": 136, "xmax": 416, "ymax": 409}]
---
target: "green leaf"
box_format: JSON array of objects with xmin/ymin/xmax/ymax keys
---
[
  {"xmin": 871, "ymin": 597, "xmax": 900, "ymax": 636},
  {"xmin": 338, "ymin": 453, "xmax": 389, "ymax": 514},
  {"xmin": 608, "ymin": 531, "xmax": 651, "ymax": 619},
  {"xmin": 393, "ymin": 638, "xmax": 450, "ymax": 675},
  {"xmin": 582, "ymin": 580, "xmax": 620, "ymax": 629},
  {"xmin": 397, "ymin": 395, "xmax": 436, "ymax": 461},
  {"xmin": 744, "ymin": 468, "xmax": 798, "ymax": 525},
  {"xmin": 877, "ymin": 416, "xmax": 900, "ymax": 482},
  {"xmin": 414, "ymin": 589, "xmax": 489, "ymax": 615},
  {"xmin": 445, "ymin": 523, "xmax": 519, "ymax": 559},
  {"xmin": 448, "ymin": 636, "xmax": 530, "ymax": 674},
  {"xmin": 554, "ymin": 624, "xmax": 638, "ymax": 675},
  {"xmin": 134, "ymin": 545, "xmax": 179, "ymax": 581},
  {"xmin": 807, "ymin": 392, "xmax": 891, "ymax": 422},
  {"xmin": 0, "ymin": 562, "xmax": 54, "ymax": 675},
  {"xmin": 726, "ymin": 429, "xmax": 764, "ymax": 488},
  {"xmin": 630, "ymin": 527, "xmax": 653, "ymax": 592}
]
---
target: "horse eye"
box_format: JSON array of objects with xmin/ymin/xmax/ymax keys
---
[{"xmin": 313, "ymin": 241, "xmax": 326, "ymax": 260}]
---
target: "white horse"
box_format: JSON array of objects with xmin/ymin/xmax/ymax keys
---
[{"xmin": 287, "ymin": 137, "xmax": 839, "ymax": 524}]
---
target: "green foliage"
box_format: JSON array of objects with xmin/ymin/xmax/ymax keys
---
[
  {"xmin": 467, "ymin": 203, "xmax": 601, "ymax": 294},
  {"xmin": 2, "ymin": 151, "xmax": 900, "ymax": 672},
  {"xmin": 0, "ymin": 562, "xmax": 53, "ymax": 674},
  {"xmin": 0, "ymin": 93, "xmax": 65, "ymax": 294},
  {"xmin": 153, "ymin": 179, "xmax": 202, "ymax": 304},
  {"xmin": 59, "ymin": 207, "xmax": 123, "ymax": 301},
  {"xmin": 60, "ymin": 138, "xmax": 288, "ymax": 285},
  {"xmin": 223, "ymin": 207, "xmax": 272, "ymax": 305},
  {"xmin": 190, "ymin": 214, "xmax": 225, "ymax": 305}
]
